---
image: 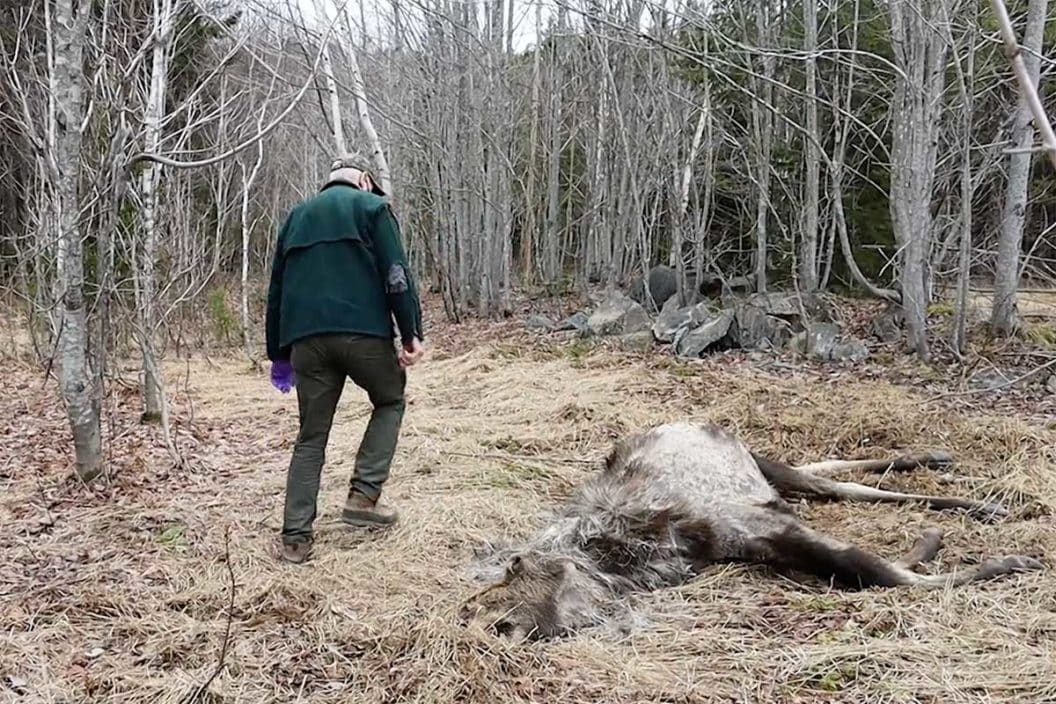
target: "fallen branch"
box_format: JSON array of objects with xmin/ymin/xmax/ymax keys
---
[
  {"xmin": 183, "ymin": 525, "xmax": 236, "ymax": 704},
  {"xmin": 989, "ymin": 0, "xmax": 1056, "ymax": 171},
  {"xmin": 442, "ymin": 449, "xmax": 598, "ymax": 465},
  {"xmin": 926, "ymin": 356, "xmax": 1056, "ymax": 402}
]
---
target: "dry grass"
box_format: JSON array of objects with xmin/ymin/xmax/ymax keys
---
[{"xmin": 2, "ymin": 337, "xmax": 1055, "ymax": 703}]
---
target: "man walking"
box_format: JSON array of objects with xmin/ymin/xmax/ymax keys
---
[{"xmin": 265, "ymin": 152, "xmax": 425, "ymax": 564}]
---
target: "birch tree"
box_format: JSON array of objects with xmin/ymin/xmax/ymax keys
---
[
  {"xmin": 47, "ymin": 0, "xmax": 103, "ymax": 479},
  {"xmin": 990, "ymin": 0, "xmax": 1048, "ymax": 336},
  {"xmin": 800, "ymin": 0, "xmax": 820, "ymax": 292},
  {"xmin": 887, "ymin": 0, "xmax": 951, "ymax": 358},
  {"xmin": 135, "ymin": 0, "xmax": 176, "ymax": 423}
]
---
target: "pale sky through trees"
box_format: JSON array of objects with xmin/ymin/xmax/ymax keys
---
[
  {"xmin": 281, "ymin": 0, "xmax": 676, "ymax": 53},
  {"xmin": 286, "ymin": 0, "xmax": 551, "ymax": 51}
]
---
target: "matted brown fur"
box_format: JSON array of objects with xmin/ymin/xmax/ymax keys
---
[
  {"xmin": 1, "ymin": 341, "xmax": 1054, "ymax": 703},
  {"xmin": 460, "ymin": 421, "xmax": 1042, "ymax": 641}
]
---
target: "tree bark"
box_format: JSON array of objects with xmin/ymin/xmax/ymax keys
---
[
  {"xmin": 48, "ymin": 0, "xmax": 103, "ymax": 480},
  {"xmin": 951, "ymin": 26, "xmax": 976, "ymax": 356},
  {"xmin": 321, "ymin": 44, "xmax": 347, "ymax": 153},
  {"xmin": 339, "ymin": 22, "xmax": 394, "ymax": 199},
  {"xmin": 887, "ymin": 0, "xmax": 950, "ymax": 358},
  {"xmin": 136, "ymin": 0, "xmax": 175, "ymax": 423},
  {"xmin": 990, "ymin": 0, "xmax": 1048, "ymax": 336},
  {"xmin": 800, "ymin": 0, "xmax": 820, "ymax": 292}
]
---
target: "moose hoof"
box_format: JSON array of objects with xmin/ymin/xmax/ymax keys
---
[{"xmin": 977, "ymin": 555, "xmax": 1044, "ymax": 581}]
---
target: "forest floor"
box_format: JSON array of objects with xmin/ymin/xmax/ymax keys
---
[{"xmin": 3, "ymin": 294, "xmax": 1056, "ymax": 703}]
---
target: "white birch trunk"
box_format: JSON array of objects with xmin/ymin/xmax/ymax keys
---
[
  {"xmin": 322, "ymin": 44, "xmax": 347, "ymax": 153},
  {"xmin": 951, "ymin": 23, "xmax": 977, "ymax": 355},
  {"xmin": 339, "ymin": 28, "xmax": 394, "ymax": 200},
  {"xmin": 990, "ymin": 0, "xmax": 1047, "ymax": 335},
  {"xmin": 800, "ymin": 0, "xmax": 820, "ymax": 292},
  {"xmin": 750, "ymin": 3, "xmax": 774, "ymax": 294},
  {"xmin": 522, "ymin": 0, "xmax": 543, "ymax": 285},
  {"xmin": 48, "ymin": 0, "xmax": 102, "ymax": 480},
  {"xmin": 136, "ymin": 0, "xmax": 174, "ymax": 423},
  {"xmin": 672, "ymin": 108, "xmax": 708, "ymax": 304},
  {"xmin": 887, "ymin": 0, "xmax": 950, "ymax": 358},
  {"xmin": 241, "ymin": 138, "xmax": 265, "ymax": 361}
]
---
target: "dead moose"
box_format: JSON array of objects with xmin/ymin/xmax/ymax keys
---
[{"xmin": 461, "ymin": 422, "xmax": 1043, "ymax": 641}]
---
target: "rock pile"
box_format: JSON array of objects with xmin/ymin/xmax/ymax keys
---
[{"xmin": 530, "ymin": 285, "xmax": 873, "ymax": 362}]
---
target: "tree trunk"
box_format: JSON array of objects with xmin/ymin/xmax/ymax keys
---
[
  {"xmin": 674, "ymin": 108, "xmax": 708, "ymax": 305},
  {"xmin": 48, "ymin": 0, "xmax": 102, "ymax": 480},
  {"xmin": 241, "ymin": 138, "xmax": 264, "ymax": 361},
  {"xmin": 544, "ymin": 27, "xmax": 564, "ymax": 284},
  {"xmin": 135, "ymin": 0, "xmax": 174, "ymax": 423},
  {"xmin": 990, "ymin": 0, "xmax": 1047, "ymax": 336},
  {"xmin": 750, "ymin": 2, "xmax": 774, "ymax": 294},
  {"xmin": 887, "ymin": 0, "xmax": 950, "ymax": 358},
  {"xmin": 521, "ymin": 0, "xmax": 543, "ymax": 285},
  {"xmin": 340, "ymin": 25, "xmax": 394, "ymax": 199},
  {"xmin": 952, "ymin": 42, "xmax": 976, "ymax": 356},
  {"xmin": 800, "ymin": 0, "xmax": 820, "ymax": 292},
  {"xmin": 321, "ymin": 44, "xmax": 347, "ymax": 153}
]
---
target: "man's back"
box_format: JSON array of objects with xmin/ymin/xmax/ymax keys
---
[{"xmin": 265, "ymin": 183, "xmax": 422, "ymax": 362}]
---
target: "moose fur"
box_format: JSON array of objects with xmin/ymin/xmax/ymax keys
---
[{"xmin": 461, "ymin": 422, "xmax": 1043, "ymax": 641}]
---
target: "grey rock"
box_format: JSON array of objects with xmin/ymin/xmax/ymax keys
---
[
  {"xmin": 620, "ymin": 331, "xmax": 656, "ymax": 353},
  {"xmin": 698, "ymin": 273, "xmax": 755, "ymax": 298},
  {"xmin": 831, "ymin": 338, "xmax": 870, "ymax": 362},
  {"xmin": 652, "ymin": 297, "xmax": 718, "ymax": 343},
  {"xmin": 803, "ymin": 322, "xmax": 840, "ymax": 359},
  {"xmin": 789, "ymin": 322, "xmax": 869, "ymax": 362},
  {"xmin": 674, "ymin": 310, "xmax": 735, "ymax": 358},
  {"xmin": 526, "ymin": 314, "xmax": 555, "ymax": 330},
  {"xmin": 1046, "ymin": 374, "xmax": 1056, "ymax": 395},
  {"xmin": 585, "ymin": 292, "xmax": 652, "ymax": 336},
  {"xmin": 870, "ymin": 303, "xmax": 903, "ymax": 343},
  {"xmin": 723, "ymin": 291, "xmax": 834, "ymax": 324},
  {"xmin": 628, "ymin": 264, "xmax": 703, "ymax": 311},
  {"xmin": 731, "ymin": 303, "xmax": 794, "ymax": 350},
  {"xmin": 555, "ymin": 311, "xmax": 590, "ymax": 332}
]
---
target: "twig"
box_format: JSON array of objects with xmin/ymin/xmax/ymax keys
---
[
  {"xmin": 40, "ymin": 316, "xmax": 64, "ymax": 390},
  {"xmin": 183, "ymin": 525, "xmax": 236, "ymax": 704},
  {"xmin": 441, "ymin": 449, "xmax": 598, "ymax": 465},
  {"xmin": 33, "ymin": 466, "xmax": 55, "ymax": 529},
  {"xmin": 989, "ymin": 0, "xmax": 1056, "ymax": 171},
  {"xmin": 925, "ymin": 356, "xmax": 1056, "ymax": 402}
]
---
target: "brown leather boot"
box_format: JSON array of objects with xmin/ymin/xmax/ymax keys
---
[
  {"xmin": 280, "ymin": 540, "xmax": 312, "ymax": 564},
  {"xmin": 341, "ymin": 491, "xmax": 398, "ymax": 528}
]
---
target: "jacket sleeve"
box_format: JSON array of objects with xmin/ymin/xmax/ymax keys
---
[
  {"xmin": 265, "ymin": 215, "xmax": 291, "ymax": 361},
  {"xmin": 370, "ymin": 203, "xmax": 424, "ymax": 347}
]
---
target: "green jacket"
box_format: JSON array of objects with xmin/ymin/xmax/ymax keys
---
[{"xmin": 265, "ymin": 183, "xmax": 424, "ymax": 362}]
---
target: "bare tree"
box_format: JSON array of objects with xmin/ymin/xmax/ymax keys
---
[
  {"xmin": 799, "ymin": 0, "xmax": 820, "ymax": 293},
  {"xmin": 47, "ymin": 0, "xmax": 102, "ymax": 479},
  {"xmin": 887, "ymin": 0, "xmax": 952, "ymax": 358},
  {"xmin": 134, "ymin": 0, "xmax": 176, "ymax": 423},
  {"xmin": 989, "ymin": 0, "xmax": 1049, "ymax": 336}
]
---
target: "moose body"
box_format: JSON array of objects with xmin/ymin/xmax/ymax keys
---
[{"xmin": 463, "ymin": 422, "xmax": 1043, "ymax": 641}]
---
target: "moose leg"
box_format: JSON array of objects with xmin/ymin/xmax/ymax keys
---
[
  {"xmin": 752, "ymin": 454, "xmax": 1008, "ymax": 521},
  {"xmin": 893, "ymin": 527, "xmax": 943, "ymax": 569},
  {"xmin": 755, "ymin": 519, "xmax": 1041, "ymax": 589},
  {"xmin": 791, "ymin": 451, "xmax": 952, "ymax": 478}
]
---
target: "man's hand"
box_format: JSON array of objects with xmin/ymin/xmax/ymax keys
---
[
  {"xmin": 270, "ymin": 359, "xmax": 296, "ymax": 393},
  {"xmin": 399, "ymin": 337, "xmax": 425, "ymax": 368}
]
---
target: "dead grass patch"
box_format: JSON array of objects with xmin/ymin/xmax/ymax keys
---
[{"xmin": 2, "ymin": 341, "xmax": 1054, "ymax": 703}]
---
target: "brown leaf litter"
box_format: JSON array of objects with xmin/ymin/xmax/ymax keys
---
[{"xmin": 1, "ymin": 330, "xmax": 1054, "ymax": 703}]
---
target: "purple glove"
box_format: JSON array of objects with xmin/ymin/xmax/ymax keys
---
[{"xmin": 270, "ymin": 360, "xmax": 295, "ymax": 393}]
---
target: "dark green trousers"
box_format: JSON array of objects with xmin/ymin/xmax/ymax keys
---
[{"xmin": 282, "ymin": 333, "xmax": 406, "ymax": 544}]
